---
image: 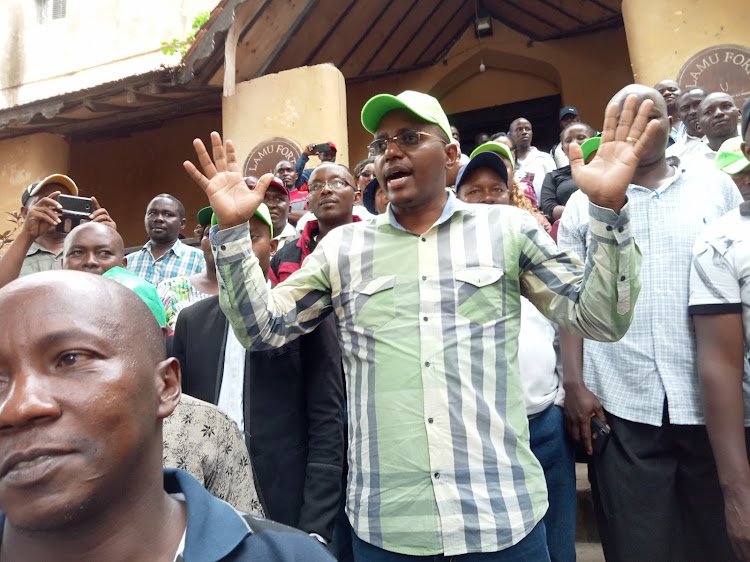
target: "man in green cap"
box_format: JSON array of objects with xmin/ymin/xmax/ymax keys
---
[
  {"xmin": 715, "ymin": 136, "xmax": 750, "ymax": 201},
  {"xmin": 184, "ymin": 89, "xmax": 658, "ymax": 560}
]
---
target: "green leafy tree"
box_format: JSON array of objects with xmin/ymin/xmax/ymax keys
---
[{"xmin": 161, "ymin": 11, "xmax": 210, "ymax": 56}]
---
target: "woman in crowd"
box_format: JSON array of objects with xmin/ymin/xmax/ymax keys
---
[
  {"xmin": 353, "ymin": 158, "xmax": 375, "ymax": 193},
  {"xmin": 540, "ymin": 122, "xmax": 597, "ymax": 222}
]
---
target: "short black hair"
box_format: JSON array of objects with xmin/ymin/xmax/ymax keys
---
[
  {"xmin": 560, "ymin": 122, "xmax": 597, "ymax": 142},
  {"xmin": 151, "ymin": 194, "xmax": 185, "ymax": 219}
]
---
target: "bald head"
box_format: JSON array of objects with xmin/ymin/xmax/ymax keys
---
[
  {"xmin": 0, "ymin": 270, "xmax": 177, "ymax": 534},
  {"xmin": 0, "ymin": 271, "xmax": 164, "ymax": 362},
  {"xmin": 509, "ymin": 118, "xmax": 532, "ymax": 151},
  {"xmin": 610, "ymin": 84, "xmax": 670, "ymax": 164},
  {"xmin": 62, "ymin": 223, "xmax": 126, "ymax": 275}
]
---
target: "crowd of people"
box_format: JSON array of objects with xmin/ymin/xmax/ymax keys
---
[{"xmin": 0, "ymin": 78, "xmax": 749, "ymax": 562}]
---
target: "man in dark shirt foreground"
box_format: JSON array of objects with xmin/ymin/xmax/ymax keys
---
[{"xmin": 0, "ymin": 270, "xmax": 333, "ymax": 561}]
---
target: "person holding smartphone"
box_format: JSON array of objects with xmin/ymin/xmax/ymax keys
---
[
  {"xmin": 0, "ymin": 174, "xmax": 116, "ymax": 289},
  {"xmin": 294, "ymin": 141, "xmax": 337, "ymax": 190}
]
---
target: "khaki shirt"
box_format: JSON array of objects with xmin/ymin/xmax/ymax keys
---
[{"xmin": 20, "ymin": 241, "xmax": 62, "ymax": 277}]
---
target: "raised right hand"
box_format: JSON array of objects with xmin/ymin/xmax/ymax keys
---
[
  {"xmin": 22, "ymin": 191, "xmax": 62, "ymax": 239},
  {"xmin": 563, "ymin": 382, "xmax": 607, "ymax": 455},
  {"xmin": 183, "ymin": 131, "xmax": 273, "ymax": 230}
]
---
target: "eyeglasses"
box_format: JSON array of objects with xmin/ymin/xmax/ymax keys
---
[
  {"xmin": 360, "ymin": 171, "xmax": 374, "ymax": 178},
  {"xmin": 307, "ymin": 178, "xmax": 353, "ymax": 194},
  {"xmin": 368, "ymin": 131, "xmax": 447, "ymax": 157}
]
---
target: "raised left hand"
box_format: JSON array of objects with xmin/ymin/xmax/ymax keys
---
[{"xmin": 570, "ymin": 94, "xmax": 661, "ymax": 213}]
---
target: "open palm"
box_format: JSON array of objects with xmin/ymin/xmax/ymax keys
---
[
  {"xmin": 570, "ymin": 95, "xmax": 661, "ymax": 212},
  {"xmin": 184, "ymin": 131, "xmax": 272, "ymax": 229}
]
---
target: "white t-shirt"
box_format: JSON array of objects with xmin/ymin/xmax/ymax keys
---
[
  {"xmin": 518, "ymin": 297, "xmax": 564, "ymax": 415},
  {"xmin": 516, "ymin": 147, "xmax": 556, "ymax": 203}
]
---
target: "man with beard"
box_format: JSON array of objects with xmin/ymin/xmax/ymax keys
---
[{"xmin": 126, "ymin": 194, "xmax": 205, "ymax": 286}]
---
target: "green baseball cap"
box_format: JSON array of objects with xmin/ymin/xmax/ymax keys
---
[
  {"xmin": 716, "ymin": 136, "xmax": 750, "ymax": 175},
  {"xmin": 361, "ymin": 90, "xmax": 452, "ymax": 141},
  {"xmin": 470, "ymin": 141, "xmax": 515, "ymax": 168},
  {"xmin": 197, "ymin": 206, "xmax": 213, "ymax": 227},
  {"xmin": 580, "ymin": 136, "xmax": 601, "ymax": 164},
  {"xmin": 102, "ymin": 266, "xmax": 167, "ymax": 327},
  {"xmin": 211, "ymin": 202, "xmax": 274, "ymax": 238}
]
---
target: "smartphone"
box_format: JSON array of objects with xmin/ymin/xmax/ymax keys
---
[
  {"xmin": 590, "ymin": 417, "xmax": 611, "ymax": 455},
  {"xmin": 313, "ymin": 142, "xmax": 332, "ymax": 154},
  {"xmin": 56, "ymin": 194, "xmax": 94, "ymax": 233}
]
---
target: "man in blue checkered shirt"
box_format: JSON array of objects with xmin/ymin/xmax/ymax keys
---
[
  {"xmin": 126, "ymin": 194, "xmax": 205, "ymax": 286},
  {"xmin": 559, "ymin": 84, "xmax": 743, "ymax": 561}
]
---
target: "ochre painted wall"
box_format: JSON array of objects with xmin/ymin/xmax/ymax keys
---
[
  {"xmin": 223, "ymin": 64, "xmax": 350, "ymax": 171},
  {"xmin": 68, "ymin": 111, "xmax": 222, "ymax": 247},
  {"xmin": 346, "ymin": 23, "xmax": 634, "ymax": 164},
  {"xmin": 622, "ymin": 0, "xmax": 750, "ymax": 86},
  {"xmin": 0, "ymin": 133, "xmax": 70, "ymax": 237}
]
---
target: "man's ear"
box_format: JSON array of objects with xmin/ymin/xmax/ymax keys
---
[
  {"xmin": 122, "ymin": 255, "xmax": 128, "ymax": 268},
  {"xmin": 445, "ymin": 142, "xmax": 460, "ymax": 169},
  {"xmin": 353, "ymin": 190, "xmax": 363, "ymax": 206},
  {"xmin": 156, "ymin": 357, "xmax": 182, "ymax": 420},
  {"xmin": 179, "ymin": 217, "xmax": 187, "ymax": 231},
  {"xmin": 20, "ymin": 206, "xmax": 28, "ymax": 219},
  {"xmin": 742, "ymin": 141, "xmax": 749, "ymax": 161},
  {"xmin": 269, "ymin": 238, "xmax": 279, "ymax": 257}
]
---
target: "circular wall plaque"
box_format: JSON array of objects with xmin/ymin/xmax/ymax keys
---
[
  {"xmin": 242, "ymin": 137, "xmax": 302, "ymax": 178},
  {"xmin": 677, "ymin": 44, "xmax": 750, "ymax": 107}
]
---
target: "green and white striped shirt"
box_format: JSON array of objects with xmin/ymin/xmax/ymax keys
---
[{"xmin": 212, "ymin": 190, "xmax": 641, "ymax": 556}]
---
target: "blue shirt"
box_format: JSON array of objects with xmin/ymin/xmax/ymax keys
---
[
  {"xmin": 126, "ymin": 239, "xmax": 205, "ymax": 286},
  {"xmin": 0, "ymin": 469, "xmax": 334, "ymax": 561}
]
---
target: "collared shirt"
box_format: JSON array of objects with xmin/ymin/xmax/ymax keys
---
[
  {"xmin": 126, "ymin": 239, "xmax": 205, "ymax": 286},
  {"xmin": 666, "ymin": 134, "xmax": 715, "ymax": 171},
  {"xmin": 559, "ymin": 167, "xmax": 742, "ymax": 426},
  {"xmin": 0, "ymin": 469, "xmax": 334, "ymax": 561},
  {"xmin": 515, "ymin": 146, "xmax": 556, "ymax": 203},
  {"xmin": 689, "ymin": 203, "xmax": 750, "ymax": 425},
  {"xmin": 211, "ymin": 189, "xmax": 641, "ymax": 556},
  {"xmin": 163, "ymin": 394, "xmax": 263, "ymax": 514},
  {"xmin": 157, "ymin": 276, "xmax": 214, "ymax": 327},
  {"xmin": 274, "ymin": 222, "xmax": 298, "ymax": 251},
  {"xmin": 20, "ymin": 241, "xmax": 62, "ymax": 276}
]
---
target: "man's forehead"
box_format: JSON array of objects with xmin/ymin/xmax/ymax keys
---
[
  {"xmin": 276, "ymin": 160, "xmax": 293, "ymax": 169},
  {"xmin": 374, "ymin": 108, "xmax": 433, "ymax": 134},
  {"xmin": 701, "ymin": 93, "xmax": 735, "ymax": 107},
  {"xmin": 147, "ymin": 196, "xmax": 178, "ymax": 210},
  {"xmin": 309, "ymin": 163, "xmax": 352, "ymax": 182}
]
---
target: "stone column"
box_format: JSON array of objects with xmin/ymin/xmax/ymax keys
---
[{"xmin": 222, "ymin": 64, "xmax": 349, "ymax": 179}]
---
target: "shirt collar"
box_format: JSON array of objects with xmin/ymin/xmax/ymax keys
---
[
  {"xmin": 164, "ymin": 468, "xmax": 251, "ymax": 560},
  {"xmin": 25, "ymin": 240, "xmax": 61, "ymax": 258},
  {"xmin": 379, "ymin": 189, "xmax": 473, "ymax": 233},
  {"xmin": 143, "ymin": 238, "xmax": 183, "ymax": 257}
]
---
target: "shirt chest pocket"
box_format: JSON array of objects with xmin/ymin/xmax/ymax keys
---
[
  {"xmin": 455, "ymin": 267, "xmax": 505, "ymax": 326},
  {"xmin": 353, "ymin": 275, "xmax": 397, "ymax": 331}
]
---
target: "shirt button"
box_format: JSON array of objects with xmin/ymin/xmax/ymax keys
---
[
  {"xmin": 421, "ymin": 237, "xmax": 426, "ymax": 242},
  {"xmin": 424, "ymin": 361, "xmax": 430, "ymax": 367},
  {"xmin": 606, "ymin": 226, "xmax": 613, "ymax": 231},
  {"xmin": 212, "ymin": 246, "xmax": 217, "ymax": 251},
  {"xmin": 422, "ymin": 276, "xmax": 427, "ymax": 281},
  {"xmin": 428, "ymin": 417, "xmax": 434, "ymax": 424},
  {"xmin": 434, "ymin": 472, "xmax": 440, "ymax": 479},
  {"xmin": 620, "ymin": 275, "xmax": 626, "ymax": 281},
  {"xmin": 220, "ymin": 245, "xmax": 226, "ymax": 250},
  {"xmin": 423, "ymin": 316, "xmax": 428, "ymax": 322},
  {"xmin": 618, "ymin": 227, "xmax": 624, "ymax": 233}
]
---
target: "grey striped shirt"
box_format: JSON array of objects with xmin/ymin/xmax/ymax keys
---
[{"xmin": 211, "ymin": 190, "xmax": 641, "ymax": 556}]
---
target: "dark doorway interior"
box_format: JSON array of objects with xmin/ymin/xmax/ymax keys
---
[{"xmin": 448, "ymin": 94, "xmax": 562, "ymax": 156}]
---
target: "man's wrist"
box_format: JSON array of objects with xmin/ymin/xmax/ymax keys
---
[{"xmin": 587, "ymin": 196, "xmax": 626, "ymax": 214}]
